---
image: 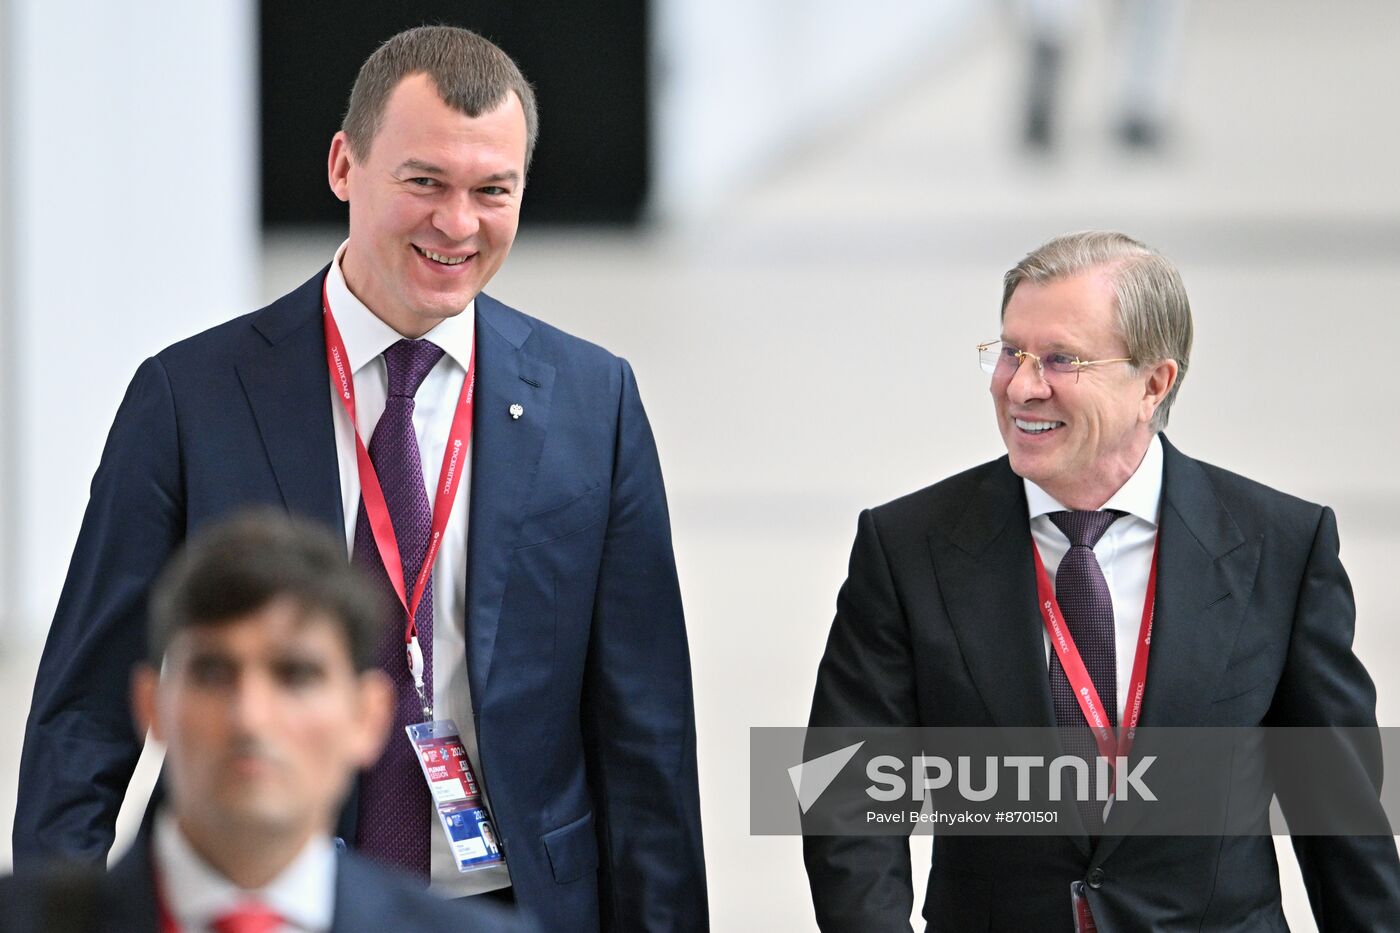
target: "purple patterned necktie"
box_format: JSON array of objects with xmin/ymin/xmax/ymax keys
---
[
  {"xmin": 353, "ymin": 338, "xmax": 445, "ymax": 880},
  {"xmin": 1046, "ymin": 509, "xmax": 1123, "ymax": 832}
]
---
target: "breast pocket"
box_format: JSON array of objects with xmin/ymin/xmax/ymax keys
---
[{"xmin": 517, "ymin": 485, "xmax": 606, "ymax": 549}]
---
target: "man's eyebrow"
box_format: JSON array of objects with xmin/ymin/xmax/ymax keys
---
[
  {"xmin": 1001, "ymin": 335, "xmax": 1081, "ymax": 354},
  {"xmin": 393, "ymin": 163, "xmax": 521, "ymax": 185},
  {"xmin": 481, "ymin": 171, "xmax": 521, "ymax": 184},
  {"xmin": 183, "ymin": 649, "xmax": 236, "ymax": 668},
  {"xmin": 272, "ymin": 652, "xmax": 329, "ymax": 669},
  {"xmin": 395, "ymin": 158, "xmax": 447, "ymax": 175}
]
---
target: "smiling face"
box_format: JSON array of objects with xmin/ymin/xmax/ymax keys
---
[
  {"xmin": 993, "ymin": 269, "xmax": 1177, "ymax": 509},
  {"xmin": 328, "ymin": 73, "xmax": 528, "ymax": 337},
  {"xmin": 133, "ymin": 599, "xmax": 392, "ymax": 849}
]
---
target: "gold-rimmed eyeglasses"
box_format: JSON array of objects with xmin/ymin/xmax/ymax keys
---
[{"xmin": 977, "ymin": 340, "xmax": 1133, "ymax": 384}]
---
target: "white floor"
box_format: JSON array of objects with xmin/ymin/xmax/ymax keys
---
[{"xmin": 4, "ymin": 2, "xmax": 1399, "ymax": 930}]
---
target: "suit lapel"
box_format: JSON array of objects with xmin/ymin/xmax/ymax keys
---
[
  {"xmin": 330, "ymin": 854, "xmax": 407, "ymax": 933},
  {"xmin": 1094, "ymin": 437, "xmax": 1261, "ymax": 863},
  {"xmin": 103, "ymin": 834, "xmax": 161, "ymax": 931},
  {"xmin": 1139, "ymin": 438, "xmax": 1259, "ymax": 728},
  {"xmin": 464, "ymin": 295, "xmax": 555, "ymax": 712},
  {"xmin": 930, "ymin": 459, "xmax": 1091, "ymax": 853},
  {"xmin": 932, "ymin": 457, "xmax": 1057, "ymax": 731},
  {"xmin": 235, "ymin": 268, "xmax": 345, "ymax": 537},
  {"xmin": 236, "ymin": 282, "xmax": 558, "ymax": 715}
]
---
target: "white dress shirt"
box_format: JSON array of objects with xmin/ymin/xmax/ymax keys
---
[
  {"xmin": 325, "ymin": 241, "xmax": 511, "ymax": 896},
  {"xmin": 153, "ymin": 811, "xmax": 334, "ymax": 933},
  {"xmin": 1027, "ymin": 434, "xmax": 1163, "ymax": 722}
]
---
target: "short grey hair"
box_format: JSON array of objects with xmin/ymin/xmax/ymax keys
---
[
  {"xmin": 342, "ymin": 25, "xmax": 539, "ymax": 172},
  {"xmin": 1001, "ymin": 231, "xmax": 1193, "ymax": 430}
]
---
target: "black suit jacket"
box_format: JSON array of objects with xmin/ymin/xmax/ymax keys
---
[
  {"xmin": 0, "ymin": 835, "xmax": 497, "ymax": 933},
  {"xmin": 804, "ymin": 437, "xmax": 1400, "ymax": 931},
  {"xmin": 14, "ymin": 269, "xmax": 707, "ymax": 930}
]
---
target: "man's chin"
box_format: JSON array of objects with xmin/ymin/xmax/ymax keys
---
[
  {"xmin": 1005, "ymin": 448, "xmax": 1057, "ymax": 485},
  {"xmin": 206, "ymin": 784, "xmax": 301, "ymax": 827},
  {"xmin": 214, "ymin": 803, "xmax": 301, "ymax": 836},
  {"xmin": 408, "ymin": 292, "xmax": 477, "ymax": 324}
]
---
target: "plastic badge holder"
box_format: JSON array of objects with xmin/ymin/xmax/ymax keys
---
[
  {"xmin": 406, "ymin": 720, "xmax": 505, "ymax": 872},
  {"xmin": 1070, "ymin": 880, "xmax": 1098, "ymax": 932}
]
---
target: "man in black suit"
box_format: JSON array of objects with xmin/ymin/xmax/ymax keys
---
[
  {"xmin": 804, "ymin": 231, "xmax": 1400, "ymax": 930},
  {"xmin": 1, "ymin": 513, "xmax": 491, "ymax": 932}
]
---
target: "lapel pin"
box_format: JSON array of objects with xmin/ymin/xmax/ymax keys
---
[{"xmin": 509, "ymin": 403, "xmax": 524, "ymax": 420}]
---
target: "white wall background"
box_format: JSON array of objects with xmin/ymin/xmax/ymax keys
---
[
  {"xmin": 1, "ymin": 0, "xmax": 258, "ymax": 639},
  {"xmin": 1, "ymin": 0, "xmax": 15, "ymax": 646},
  {"xmin": 651, "ymin": 0, "xmax": 982, "ymax": 220}
]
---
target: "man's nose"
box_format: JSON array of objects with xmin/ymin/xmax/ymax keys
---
[
  {"xmin": 1006, "ymin": 355, "xmax": 1051, "ymax": 404},
  {"xmin": 229, "ymin": 672, "xmax": 278, "ymax": 733},
  {"xmin": 434, "ymin": 191, "xmax": 480, "ymax": 242}
]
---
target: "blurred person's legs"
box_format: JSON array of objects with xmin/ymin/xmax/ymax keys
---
[
  {"xmin": 1113, "ymin": 0, "xmax": 1187, "ymax": 149},
  {"xmin": 1021, "ymin": 0, "xmax": 1081, "ymax": 150},
  {"xmin": 1019, "ymin": 0, "xmax": 1186, "ymax": 152}
]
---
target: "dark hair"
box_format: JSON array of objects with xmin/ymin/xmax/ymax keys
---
[
  {"xmin": 148, "ymin": 510, "xmax": 385, "ymax": 672},
  {"xmin": 342, "ymin": 25, "xmax": 539, "ymax": 171}
]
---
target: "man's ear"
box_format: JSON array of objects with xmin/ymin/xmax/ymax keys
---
[
  {"xmin": 1140, "ymin": 358, "xmax": 1179, "ymax": 424},
  {"xmin": 131, "ymin": 663, "xmax": 163, "ymax": 742},
  {"xmin": 349, "ymin": 669, "xmax": 395, "ymax": 768},
  {"xmin": 328, "ymin": 131, "xmax": 354, "ymax": 203}
]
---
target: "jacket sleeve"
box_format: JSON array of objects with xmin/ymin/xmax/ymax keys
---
[
  {"xmin": 803, "ymin": 508, "xmax": 918, "ymax": 932},
  {"xmin": 1269, "ymin": 506, "xmax": 1400, "ymax": 931},
  {"xmin": 580, "ymin": 358, "xmax": 708, "ymax": 930},
  {"xmin": 13, "ymin": 356, "xmax": 185, "ymax": 868}
]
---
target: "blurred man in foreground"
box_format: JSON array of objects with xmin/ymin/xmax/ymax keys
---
[
  {"xmin": 0, "ymin": 513, "xmax": 479, "ymax": 932},
  {"xmin": 804, "ymin": 231, "xmax": 1400, "ymax": 930}
]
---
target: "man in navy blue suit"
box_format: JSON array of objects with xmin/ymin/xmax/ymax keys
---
[
  {"xmin": 3, "ymin": 512, "xmax": 489, "ymax": 932},
  {"xmin": 15, "ymin": 25, "xmax": 706, "ymax": 931}
]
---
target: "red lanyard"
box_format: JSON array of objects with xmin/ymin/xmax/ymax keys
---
[
  {"xmin": 1031, "ymin": 533, "xmax": 1158, "ymax": 766},
  {"xmin": 322, "ymin": 279, "xmax": 475, "ymax": 715}
]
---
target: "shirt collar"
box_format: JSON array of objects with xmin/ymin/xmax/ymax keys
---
[
  {"xmin": 154, "ymin": 810, "xmax": 336, "ymax": 932},
  {"xmin": 326, "ymin": 239, "xmax": 476, "ymax": 374},
  {"xmin": 1023, "ymin": 433, "xmax": 1163, "ymax": 526}
]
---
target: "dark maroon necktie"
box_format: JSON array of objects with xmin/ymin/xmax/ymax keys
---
[
  {"xmin": 353, "ymin": 338, "xmax": 444, "ymax": 880},
  {"xmin": 1046, "ymin": 509, "xmax": 1123, "ymax": 832}
]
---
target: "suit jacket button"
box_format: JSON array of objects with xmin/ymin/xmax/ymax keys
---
[{"xmin": 1087, "ymin": 867, "xmax": 1106, "ymax": 889}]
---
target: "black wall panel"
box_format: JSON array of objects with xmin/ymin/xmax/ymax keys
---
[{"xmin": 260, "ymin": 2, "xmax": 649, "ymax": 227}]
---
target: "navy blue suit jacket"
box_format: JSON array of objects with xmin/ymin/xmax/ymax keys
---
[
  {"xmin": 804, "ymin": 438, "xmax": 1400, "ymax": 931},
  {"xmin": 15, "ymin": 269, "xmax": 708, "ymax": 931},
  {"xmin": 0, "ymin": 833, "xmax": 494, "ymax": 932}
]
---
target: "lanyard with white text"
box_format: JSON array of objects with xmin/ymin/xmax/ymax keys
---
[
  {"xmin": 1031, "ymin": 534, "xmax": 1158, "ymax": 767},
  {"xmin": 322, "ymin": 278, "xmax": 475, "ymax": 718}
]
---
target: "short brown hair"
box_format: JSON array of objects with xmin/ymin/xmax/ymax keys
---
[
  {"xmin": 1001, "ymin": 231, "xmax": 1193, "ymax": 430},
  {"xmin": 342, "ymin": 25, "xmax": 539, "ymax": 171},
  {"xmin": 149, "ymin": 510, "xmax": 386, "ymax": 672}
]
